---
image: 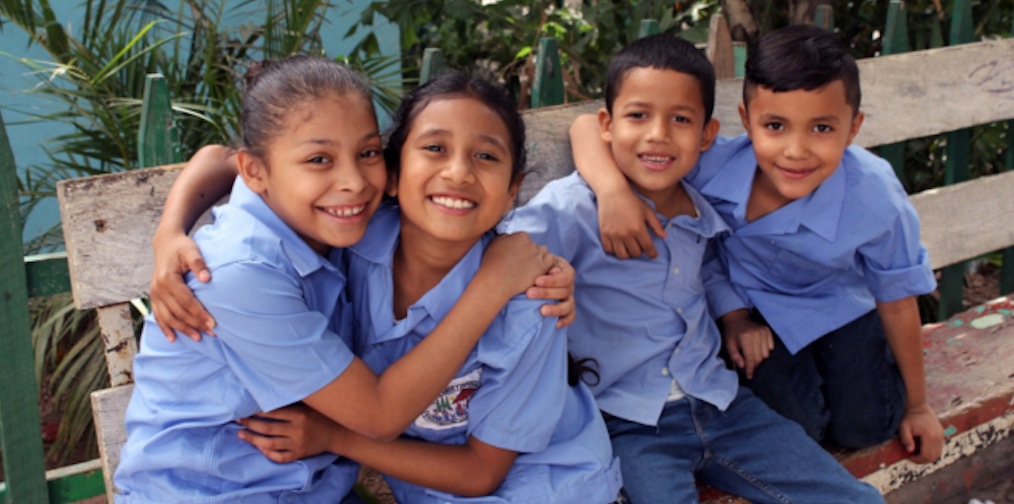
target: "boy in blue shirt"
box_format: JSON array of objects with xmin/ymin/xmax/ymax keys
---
[
  {"xmin": 569, "ymin": 25, "xmax": 945, "ymax": 463},
  {"xmin": 505, "ymin": 34, "xmax": 884, "ymax": 503}
]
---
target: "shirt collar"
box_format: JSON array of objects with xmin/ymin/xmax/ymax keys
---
[
  {"xmin": 633, "ymin": 180, "xmax": 731, "ymax": 239},
  {"xmin": 698, "ymin": 147, "xmax": 845, "ymax": 241},
  {"xmin": 228, "ymin": 176, "xmax": 339, "ymax": 277},
  {"xmin": 351, "ymin": 202, "xmax": 492, "ymax": 341}
]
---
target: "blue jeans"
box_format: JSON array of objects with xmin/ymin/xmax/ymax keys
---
[
  {"xmin": 606, "ymin": 388, "xmax": 884, "ymax": 504},
  {"xmin": 744, "ymin": 309, "xmax": 907, "ymax": 448}
]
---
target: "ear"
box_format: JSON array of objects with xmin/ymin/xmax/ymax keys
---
[
  {"xmin": 738, "ymin": 102, "xmax": 751, "ymax": 138},
  {"xmin": 597, "ymin": 107, "xmax": 613, "ymax": 143},
  {"xmin": 700, "ymin": 118, "xmax": 721, "ymax": 151},
  {"xmin": 504, "ymin": 171, "xmax": 525, "ymax": 214},
  {"xmin": 845, "ymin": 111, "xmax": 865, "ymax": 146},
  {"xmin": 237, "ymin": 150, "xmax": 269, "ymax": 194}
]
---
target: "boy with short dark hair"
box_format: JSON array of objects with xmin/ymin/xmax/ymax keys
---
[
  {"xmin": 570, "ymin": 25, "xmax": 945, "ymax": 463},
  {"xmin": 505, "ymin": 33, "xmax": 884, "ymax": 503}
]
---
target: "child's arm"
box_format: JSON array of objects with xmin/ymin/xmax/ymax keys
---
[
  {"xmin": 569, "ymin": 113, "xmax": 666, "ymax": 259},
  {"xmin": 238, "ymin": 407, "xmax": 516, "ymax": 497},
  {"xmin": 877, "ymin": 296, "xmax": 944, "ymax": 463},
  {"xmin": 150, "ymin": 145, "xmax": 239, "ymax": 341}
]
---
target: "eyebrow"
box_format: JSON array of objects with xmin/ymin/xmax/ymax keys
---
[
  {"xmin": 417, "ymin": 129, "xmax": 508, "ymax": 151},
  {"xmin": 760, "ymin": 113, "xmax": 841, "ymax": 124},
  {"xmin": 623, "ymin": 101, "xmax": 699, "ymax": 114},
  {"xmin": 300, "ymin": 131, "xmax": 381, "ymax": 147}
]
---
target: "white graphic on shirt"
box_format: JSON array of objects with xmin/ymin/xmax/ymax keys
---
[{"xmin": 414, "ymin": 368, "xmax": 482, "ymax": 430}]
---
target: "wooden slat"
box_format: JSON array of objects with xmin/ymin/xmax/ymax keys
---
[
  {"xmin": 0, "ymin": 110, "xmax": 51, "ymax": 502},
  {"xmin": 97, "ymin": 303, "xmax": 138, "ymax": 386},
  {"xmin": 706, "ymin": 14, "xmax": 736, "ymax": 81},
  {"xmin": 531, "ymin": 37, "xmax": 565, "ymax": 109},
  {"xmin": 92, "ymin": 385, "xmax": 133, "ymax": 502},
  {"xmin": 139, "ymin": 74, "xmax": 181, "ymax": 168},
  {"xmin": 25, "ymin": 251, "xmax": 71, "ymax": 298},
  {"xmin": 56, "ymin": 164, "xmax": 185, "ymax": 309},
  {"xmin": 0, "ymin": 459, "xmax": 105, "ymax": 503},
  {"xmin": 420, "ymin": 48, "xmax": 445, "ymax": 85},
  {"xmin": 909, "ymin": 171, "xmax": 1014, "ymax": 270}
]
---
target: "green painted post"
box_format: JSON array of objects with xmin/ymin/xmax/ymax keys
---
[
  {"xmin": 938, "ymin": 0, "xmax": 975, "ymax": 320},
  {"xmin": 930, "ymin": 17, "xmax": 944, "ymax": 49},
  {"xmin": 814, "ymin": 4, "xmax": 834, "ymax": 31},
  {"xmin": 138, "ymin": 74, "xmax": 181, "ymax": 169},
  {"xmin": 733, "ymin": 43, "xmax": 747, "ymax": 78},
  {"xmin": 419, "ymin": 48, "xmax": 445, "ymax": 85},
  {"xmin": 880, "ymin": 0, "xmax": 909, "ymax": 190},
  {"xmin": 0, "ymin": 112, "xmax": 51, "ymax": 502},
  {"xmin": 531, "ymin": 37, "xmax": 564, "ymax": 109},
  {"xmin": 637, "ymin": 19, "xmax": 660, "ymax": 39}
]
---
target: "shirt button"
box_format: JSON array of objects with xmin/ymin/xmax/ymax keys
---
[
  {"xmin": 672, "ymin": 267, "xmax": 680, "ymax": 275},
  {"xmin": 674, "ymin": 348, "xmax": 681, "ymax": 355},
  {"xmin": 287, "ymin": 496, "xmax": 296, "ymax": 504},
  {"xmin": 677, "ymin": 307, "xmax": 683, "ymax": 314},
  {"xmin": 662, "ymin": 368, "xmax": 669, "ymax": 376}
]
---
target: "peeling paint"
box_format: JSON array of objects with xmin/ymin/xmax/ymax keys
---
[
  {"xmin": 948, "ymin": 319, "xmax": 965, "ymax": 327},
  {"xmin": 970, "ymin": 314, "xmax": 1005, "ymax": 329},
  {"xmin": 943, "ymin": 425, "xmax": 958, "ymax": 438},
  {"xmin": 946, "ymin": 337, "xmax": 964, "ymax": 346},
  {"xmin": 860, "ymin": 411, "xmax": 1014, "ymax": 494}
]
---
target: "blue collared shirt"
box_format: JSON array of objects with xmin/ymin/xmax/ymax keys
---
[
  {"xmin": 347, "ymin": 204, "xmax": 622, "ymax": 504},
  {"xmin": 688, "ymin": 135, "xmax": 937, "ymax": 354},
  {"xmin": 502, "ymin": 173, "xmax": 741, "ymax": 425},
  {"xmin": 116, "ymin": 177, "xmax": 359, "ymax": 504}
]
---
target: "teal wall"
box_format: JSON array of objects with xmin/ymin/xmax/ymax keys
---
[{"xmin": 0, "ymin": 0, "xmax": 400, "ymax": 243}]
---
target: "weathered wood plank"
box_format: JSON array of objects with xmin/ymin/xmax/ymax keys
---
[
  {"xmin": 706, "ymin": 14, "xmax": 736, "ymax": 81},
  {"xmin": 0, "ymin": 110, "xmax": 51, "ymax": 502},
  {"xmin": 92, "ymin": 385, "xmax": 133, "ymax": 502},
  {"xmin": 97, "ymin": 303, "xmax": 138, "ymax": 386},
  {"xmin": 909, "ymin": 170, "xmax": 1014, "ymax": 270},
  {"xmin": 57, "ymin": 164, "xmax": 185, "ymax": 310}
]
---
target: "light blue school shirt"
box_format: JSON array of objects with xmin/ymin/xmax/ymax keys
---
[
  {"xmin": 347, "ymin": 204, "xmax": 623, "ymax": 504},
  {"xmin": 502, "ymin": 172, "xmax": 741, "ymax": 426},
  {"xmin": 688, "ymin": 134, "xmax": 937, "ymax": 354},
  {"xmin": 115, "ymin": 177, "xmax": 359, "ymax": 504}
]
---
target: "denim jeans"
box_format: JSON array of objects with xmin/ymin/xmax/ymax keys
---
[
  {"xmin": 606, "ymin": 388, "xmax": 884, "ymax": 504},
  {"xmin": 744, "ymin": 309, "xmax": 907, "ymax": 448}
]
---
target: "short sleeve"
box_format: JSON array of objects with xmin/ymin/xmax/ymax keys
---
[
  {"xmin": 501, "ymin": 176, "xmax": 597, "ymax": 263},
  {"xmin": 192, "ymin": 261, "xmax": 355, "ymax": 412},
  {"xmin": 466, "ymin": 309, "xmax": 567, "ymax": 454},
  {"xmin": 857, "ymin": 202, "xmax": 937, "ymax": 303},
  {"xmin": 702, "ymin": 237, "xmax": 748, "ymax": 318}
]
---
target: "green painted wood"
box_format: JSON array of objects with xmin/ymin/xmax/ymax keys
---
[
  {"xmin": 0, "ymin": 111, "xmax": 51, "ymax": 502},
  {"xmin": 814, "ymin": 4, "xmax": 834, "ymax": 31},
  {"xmin": 880, "ymin": 0, "xmax": 909, "ymax": 190},
  {"xmin": 930, "ymin": 17, "xmax": 944, "ymax": 49},
  {"xmin": 138, "ymin": 74, "xmax": 181, "ymax": 169},
  {"xmin": 637, "ymin": 19, "xmax": 660, "ymax": 39},
  {"xmin": 733, "ymin": 43, "xmax": 747, "ymax": 79},
  {"xmin": 25, "ymin": 252, "xmax": 70, "ymax": 298},
  {"xmin": 0, "ymin": 460, "xmax": 105, "ymax": 503},
  {"xmin": 419, "ymin": 48, "xmax": 445, "ymax": 85},
  {"xmin": 938, "ymin": 0, "xmax": 976, "ymax": 320},
  {"xmin": 531, "ymin": 37, "xmax": 565, "ymax": 109}
]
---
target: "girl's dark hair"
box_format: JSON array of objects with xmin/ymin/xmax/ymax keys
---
[
  {"xmin": 384, "ymin": 73, "xmax": 526, "ymax": 183},
  {"xmin": 241, "ymin": 55, "xmax": 374, "ymax": 157},
  {"xmin": 744, "ymin": 25, "xmax": 861, "ymax": 116},
  {"xmin": 567, "ymin": 354, "xmax": 600, "ymax": 387}
]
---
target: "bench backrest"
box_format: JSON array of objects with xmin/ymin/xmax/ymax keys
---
[{"xmin": 57, "ymin": 36, "xmax": 1014, "ymax": 497}]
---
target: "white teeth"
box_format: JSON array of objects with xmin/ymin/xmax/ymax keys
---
[
  {"xmin": 431, "ymin": 196, "xmax": 476, "ymax": 209},
  {"xmin": 640, "ymin": 155, "xmax": 672, "ymax": 164},
  {"xmin": 323, "ymin": 205, "xmax": 366, "ymax": 217}
]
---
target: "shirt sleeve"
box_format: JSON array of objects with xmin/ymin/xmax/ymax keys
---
[
  {"xmin": 191, "ymin": 261, "xmax": 356, "ymax": 412},
  {"xmin": 465, "ymin": 305, "xmax": 568, "ymax": 454},
  {"xmin": 701, "ymin": 236, "xmax": 748, "ymax": 318},
  {"xmin": 501, "ymin": 178, "xmax": 595, "ymax": 263},
  {"xmin": 857, "ymin": 201, "xmax": 937, "ymax": 303}
]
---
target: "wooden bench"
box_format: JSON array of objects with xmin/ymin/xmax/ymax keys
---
[{"xmin": 56, "ymin": 36, "xmax": 1014, "ymax": 504}]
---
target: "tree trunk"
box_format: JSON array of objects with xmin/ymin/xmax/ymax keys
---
[
  {"xmin": 721, "ymin": 0, "xmax": 759, "ymax": 42},
  {"xmin": 789, "ymin": 0, "xmax": 821, "ymax": 25}
]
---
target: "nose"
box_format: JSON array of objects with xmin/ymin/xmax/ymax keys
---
[
  {"xmin": 646, "ymin": 116, "xmax": 671, "ymax": 144},
  {"xmin": 784, "ymin": 131, "xmax": 810, "ymax": 160},
  {"xmin": 441, "ymin": 153, "xmax": 476, "ymax": 185},
  {"xmin": 334, "ymin": 157, "xmax": 369, "ymax": 193}
]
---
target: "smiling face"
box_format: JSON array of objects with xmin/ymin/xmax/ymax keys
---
[
  {"xmin": 740, "ymin": 80, "xmax": 864, "ymax": 203},
  {"xmin": 239, "ymin": 91, "xmax": 387, "ymax": 255},
  {"xmin": 391, "ymin": 96, "xmax": 519, "ymax": 248},
  {"xmin": 599, "ymin": 67, "xmax": 719, "ymax": 207}
]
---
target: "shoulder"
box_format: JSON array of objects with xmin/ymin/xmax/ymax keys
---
[
  {"xmin": 689, "ymin": 134, "xmax": 753, "ymax": 186},
  {"xmin": 478, "ymin": 294, "xmax": 556, "ymax": 367},
  {"xmin": 505, "ymin": 172, "xmax": 598, "ymax": 231},
  {"xmin": 841, "ymin": 145, "xmax": 912, "ymax": 224},
  {"xmin": 192, "ymin": 204, "xmax": 289, "ymax": 272}
]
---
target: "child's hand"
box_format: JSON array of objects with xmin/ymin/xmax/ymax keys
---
[
  {"xmin": 598, "ymin": 185, "xmax": 667, "ymax": 259},
  {"xmin": 149, "ymin": 231, "xmax": 215, "ymax": 342},
  {"xmin": 236, "ymin": 404, "xmax": 342, "ymax": 463},
  {"xmin": 898, "ymin": 402, "xmax": 944, "ymax": 464},
  {"xmin": 481, "ymin": 232, "xmax": 555, "ymax": 301},
  {"xmin": 721, "ymin": 309, "xmax": 774, "ymax": 379},
  {"xmin": 526, "ymin": 256, "xmax": 577, "ymax": 328}
]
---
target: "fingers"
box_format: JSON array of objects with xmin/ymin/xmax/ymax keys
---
[
  {"xmin": 169, "ymin": 278, "xmax": 216, "ymax": 335},
  {"xmin": 726, "ymin": 337, "xmax": 746, "ymax": 370},
  {"xmin": 152, "ymin": 302, "xmax": 178, "ymax": 343},
  {"xmin": 555, "ymin": 309, "xmax": 577, "ymax": 328},
  {"xmin": 609, "ymin": 237, "xmax": 631, "ymax": 260},
  {"xmin": 619, "ymin": 235, "xmax": 645, "ymax": 259},
  {"xmin": 152, "ymin": 288, "xmax": 206, "ymax": 342},
  {"xmin": 183, "ymin": 248, "xmax": 212, "ymax": 283},
  {"xmin": 898, "ymin": 422, "xmax": 916, "ymax": 454},
  {"xmin": 644, "ymin": 207, "xmax": 667, "ymax": 239},
  {"xmin": 540, "ymin": 295, "xmax": 576, "ymax": 327},
  {"xmin": 634, "ymin": 230, "xmax": 657, "ymax": 259}
]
